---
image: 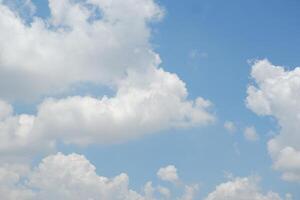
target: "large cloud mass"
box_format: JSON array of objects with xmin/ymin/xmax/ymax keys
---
[
  {"xmin": 0, "ymin": 66, "xmax": 214, "ymax": 160},
  {"xmin": 0, "ymin": 0, "xmax": 163, "ymax": 100},
  {"xmin": 0, "ymin": 0, "xmax": 214, "ymax": 162},
  {"xmin": 246, "ymin": 59, "xmax": 300, "ymax": 182}
]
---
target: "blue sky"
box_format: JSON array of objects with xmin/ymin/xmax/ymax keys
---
[{"xmin": 0, "ymin": 0, "xmax": 300, "ymax": 199}]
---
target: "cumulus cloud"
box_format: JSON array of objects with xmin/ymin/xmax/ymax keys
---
[
  {"xmin": 0, "ymin": 0, "xmax": 163, "ymax": 100},
  {"xmin": 243, "ymin": 126, "xmax": 259, "ymax": 142},
  {"xmin": 0, "ymin": 157, "xmax": 286, "ymax": 200},
  {"xmin": 0, "ymin": 108, "xmax": 54, "ymax": 163},
  {"xmin": 0, "ymin": 67, "xmax": 214, "ymax": 160},
  {"xmin": 32, "ymin": 67, "xmax": 215, "ymax": 146},
  {"xmin": 246, "ymin": 59, "xmax": 300, "ymax": 182},
  {"xmin": 272, "ymin": 147, "xmax": 300, "ymax": 182},
  {"xmin": 0, "ymin": 0, "xmax": 215, "ymax": 161},
  {"xmin": 205, "ymin": 176, "xmax": 284, "ymax": 200},
  {"xmin": 157, "ymin": 165, "xmax": 179, "ymax": 184},
  {"xmin": 224, "ymin": 121, "xmax": 237, "ymax": 134},
  {"xmin": 28, "ymin": 153, "xmax": 145, "ymax": 200},
  {"xmin": 0, "ymin": 153, "xmax": 198, "ymax": 200}
]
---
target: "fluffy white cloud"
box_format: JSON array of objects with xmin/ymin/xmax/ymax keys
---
[
  {"xmin": 157, "ymin": 165, "xmax": 179, "ymax": 184},
  {"xmin": 224, "ymin": 121, "xmax": 237, "ymax": 134},
  {"xmin": 0, "ymin": 0, "xmax": 214, "ymax": 160},
  {"xmin": 0, "ymin": 153, "xmax": 199, "ymax": 200},
  {"xmin": 0, "ymin": 67, "xmax": 214, "ymax": 159},
  {"xmin": 246, "ymin": 59, "xmax": 300, "ymax": 182},
  {"xmin": 28, "ymin": 153, "xmax": 145, "ymax": 200},
  {"xmin": 32, "ymin": 67, "xmax": 215, "ymax": 146},
  {"xmin": 0, "ymin": 99, "xmax": 55, "ymax": 163},
  {"xmin": 272, "ymin": 147, "xmax": 300, "ymax": 182},
  {"xmin": 243, "ymin": 126, "xmax": 259, "ymax": 141},
  {"xmin": 0, "ymin": 109, "xmax": 54, "ymax": 163},
  {"xmin": 0, "ymin": 0, "xmax": 163, "ymax": 100},
  {"xmin": 205, "ymin": 176, "xmax": 283, "ymax": 200}
]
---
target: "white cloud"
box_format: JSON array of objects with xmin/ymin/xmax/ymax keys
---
[
  {"xmin": 157, "ymin": 165, "xmax": 179, "ymax": 184},
  {"xmin": 0, "ymin": 0, "xmax": 163, "ymax": 100},
  {"xmin": 0, "ymin": 0, "xmax": 215, "ymax": 161},
  {"xmin": 28, "ymin": 153, "xmax": 144, "ymax": 200},
  {"xmin": 243, "ymin": 126, "xmax": 259, "ymax": 141},
  {"xmin": 205, "ymin": 176, "xmax": 283, "ymax": 200},
  {"xmin": 0, "ymin": 67, "xmax": 214, "ymax": 160},
  {"xmin": 0, "ymin": 110, "xmax": 54, "ymax": 163},
  {"xmin": 272, "ymin": 146, "xmax": 300, "ymax": 182},
  {"xmin": 32, "ymin": 67, "xmax": 215, "ymax": 146},
  {"xmin": 246, "ymin": 59, "xmax": 300, "ymax": 182},
  {"xmin": 224, "ymin": 121, "xmax": 236, "ymax": 134},
  {"xmin": 0, "ymin": 159, "xmax": 287, "ymax": 200},
  {"xmin": 0, "ymin": 153, "xmax": 199, "ymax": 200}
]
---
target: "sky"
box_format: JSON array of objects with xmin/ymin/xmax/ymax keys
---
[{"xmin": 0, "ymin": 0, "xmax": 299, "ymax": 199}]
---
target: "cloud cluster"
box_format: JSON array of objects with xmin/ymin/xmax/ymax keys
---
[
  {"xmin": 0, "ymin": 153, "xmax": 199, "ymax": 200},
  {"xmin": 0, "ymin": 0, "xmax": 215, "ymax": 162},
  {"xmin": 0, "ymin": 153, "xmax": 285, "ymax": 200},
  {"xmin": 0, "ymin": 67, "xmax": 214, "ymax": 161},
  {"xmin": 246, "ymin": 59, "xmax": 300, "ymax": 182}
]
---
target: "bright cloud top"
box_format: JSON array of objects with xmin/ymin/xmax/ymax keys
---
[{"xmin": 246, "ymin": 59, "xmax": 300, "ymax": 182}]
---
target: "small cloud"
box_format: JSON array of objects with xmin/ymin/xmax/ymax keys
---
[
  {"xmin": 224, "ymin": 121, "xmax": 237, "ymax": 134},
  {"xmin": 157, "ymin": 165, "xmax": 179, "ymax": 184},
  {"xmin": 244, "ymin": 126, "xmax": 259, "ymax": 141}
]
